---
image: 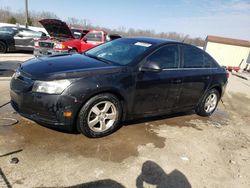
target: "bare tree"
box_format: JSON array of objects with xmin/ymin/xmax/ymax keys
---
[{"xmin": 0, "ymin": 8, "xmax": 205, "ymax": 46}]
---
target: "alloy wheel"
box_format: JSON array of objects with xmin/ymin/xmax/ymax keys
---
[
  {"xmin": 87, "ymin": 101, "xmax": 117, "ymax": 132},
  {"xmin": 204, "ymin": 93, "xmax": 218, "ymax": 113}
]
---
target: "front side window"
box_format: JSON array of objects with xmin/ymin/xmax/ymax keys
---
[
  {"xmin": 146, "ymin": 45, "xmax": 179, "ymax": 69},
  {"xmin": 85, "ymin": 31, "xmax": 102, "ymax": 42},
  {"xmin": 18, "ymin": 28, "xmax": 41, "ymax": 37}
]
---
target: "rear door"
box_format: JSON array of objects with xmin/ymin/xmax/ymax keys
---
[
  {"xmin": 176, "ymin": 45, "xmax": 213, "ymax": 109},
  {"xmin": 132, "ymin": 44, "xmax": 183, "ymax": 114}
]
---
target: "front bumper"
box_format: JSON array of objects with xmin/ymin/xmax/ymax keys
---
[
  {"xmin": 33, "ymin": 48, "xmax": 69, "ymax": 57},
  {"xmin": 10, "ymin": 89, "xmax": 82, "ymax": 131}
]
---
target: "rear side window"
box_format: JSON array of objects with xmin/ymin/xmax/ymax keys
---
[
  {"xmin": 183, "ymin": 45, "xmax": 203, "ymax": 68},
  {"xmin": 182, "ymin": 45, "xmax": 218, "ymax": 68},
  {"xmin": 147, "ymin": 45, "xmax": 179, "ymax": 69},
  {"xmin": 204, "ymin": 53, "xmax": 218, "ymax": 68},
  {"xmin": 85, "ymin": 31, "xmax": 102, "ymax": 42}
]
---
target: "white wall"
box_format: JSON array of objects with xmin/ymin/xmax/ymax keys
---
[{"xmin": 205, "ymin": 41, "xmax": 250, "ymax": 67}]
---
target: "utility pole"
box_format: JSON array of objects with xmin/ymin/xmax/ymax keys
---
[{"xmin": 25, "ymin": 0, "xmax": 29, "ymax": 28}]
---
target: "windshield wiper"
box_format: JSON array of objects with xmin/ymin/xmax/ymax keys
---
[{"xmin": 84, "ymin": 53, "xmax": 112, "ymax": 65}]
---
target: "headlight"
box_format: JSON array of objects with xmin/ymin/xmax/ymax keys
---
[
  {"xmin": 34, "ymin": 41, "xmax": 39, "ymax": 47},
  {"xmin": 32, "ymin": 80, "xmax": 71, "ymax": 94},
  {"xmin": 54, "ymin": 43, "xmax": 66, "ymax": 49}
]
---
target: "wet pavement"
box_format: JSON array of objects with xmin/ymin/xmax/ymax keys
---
[
  {"xmin": 0, "ymin": 101, "xmax": 231, "ymax": 164},
  {"xmin": 0, "ymin": 74, "xmax": 250, "ymax": 187}
]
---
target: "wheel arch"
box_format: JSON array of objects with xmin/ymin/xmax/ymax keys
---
[
  {"xmin": 74, "ymin": 88, "xmax": 128, "ymax": 129},
  {"xmin": 0, "ymin": 39, "xmax": 8, "ymax": 52},
  {"xmin": 209, "ymin": 85, "xmax": 222, "ymax": 98}
]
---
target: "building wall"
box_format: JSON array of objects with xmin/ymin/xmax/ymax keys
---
[{"xmin": 205, "ymin": 41, "xmax": 250, "ymax": 67}]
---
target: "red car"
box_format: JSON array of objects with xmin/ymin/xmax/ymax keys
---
[{"xmin": 34, "ymin": 19, "xmax": 121, "ymax": 56}]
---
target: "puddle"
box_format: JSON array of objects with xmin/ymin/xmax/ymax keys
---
[
  {"xmin": 0, "ymin": 104, "xmax": 166, "ymax": 163},
  {"xmin": 0, "ymin": 99, "xmax": 233, "ymax": 163},
  {"xmin": 0, "ymin": 118, "xmax": 18, "ymax": 127}
]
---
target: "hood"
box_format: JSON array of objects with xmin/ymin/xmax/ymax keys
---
[
  {"xmin": 39, "ymin": 19, "xmax": 74, "ymax": 39},
  {"xmin": 20, "ymin": 54, "xmax": 121, "ymax": 80}
]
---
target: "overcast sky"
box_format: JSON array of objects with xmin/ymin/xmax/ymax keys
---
[{"xmin": 1, "ymin": 0, "xmax": 250, "ymax": 40}]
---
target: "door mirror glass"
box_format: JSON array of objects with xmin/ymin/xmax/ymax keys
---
[{"xmin": 140, "ymin": 60, "xmax": 162, "ymax": 72}]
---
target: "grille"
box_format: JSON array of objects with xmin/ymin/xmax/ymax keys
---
[{"xmin": 39, "ymin": 42, "xmax": 54, "ymax": 48}]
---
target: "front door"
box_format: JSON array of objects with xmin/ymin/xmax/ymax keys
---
[
  {"xmin": 132, "ymin": 44, "xmax": 182, "ymax": 115},
  {"xmin": 14, "ymin": 28, "xmax": 36, "ymax": 51}
]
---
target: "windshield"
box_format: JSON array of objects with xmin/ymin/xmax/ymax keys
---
[{"xmin": 85, "ymin": 39, "xmax": 153, "ymax": 65}]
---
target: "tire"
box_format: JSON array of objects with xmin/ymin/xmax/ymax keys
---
[
  {"xmin": 77, "ymin": 93, "xmax": 122, "ymax": 138},
  {"xmin": 0, "ymin": 41, "xmax": 7, "ymax": 53},
  {"xmin": 195, "ymin": 89, "xmax": 220, "ymax": 117},
  {"xmin": 69, "ymin": 48, "xmax": 78, "ymax": 54}
]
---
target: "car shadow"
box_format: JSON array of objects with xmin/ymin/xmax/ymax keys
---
[
  {"xmin": 0, "ymin": 60, "xmax": 22, "ymax": 74},
  {"xmin": 63, "ymin": 160, "xmax": 191, "ymax": 188},
  {"xmin": 123, "ymin": 111, "xmax": 194, "ymax": 126},
  {"xmin": 5, "ymin": 50, "xmax": 33, "ymax": 54},
  {"xmin": 32, "ymin": 111, "xmax": 196, "ymax": 135}
]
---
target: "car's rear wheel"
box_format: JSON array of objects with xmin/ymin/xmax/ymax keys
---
[
  {"xmin": 195, "ymin": 89, "xmax": 220, "ymax": 116},
  {"xmin": 77, "ymin": 93, "xmax": 122, "ymax": 138},
  {"xmin": 0, "ymin": 41, "xmax": 7, "ymax": 53}
]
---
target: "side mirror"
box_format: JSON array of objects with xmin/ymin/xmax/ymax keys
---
[
  {"xmin": 140, "ymin": 60, "xmax": 162, "ymax": 72},
  {"xmin": 83, "ymin": 37, "xmax": 87, "ymax": 43}
]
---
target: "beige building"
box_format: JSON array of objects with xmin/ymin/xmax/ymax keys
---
[{"xmin": 204, "ymin": 35, "xmax": 250, "ymax": 67}]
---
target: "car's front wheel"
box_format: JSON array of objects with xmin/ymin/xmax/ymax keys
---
[
  {"xmin": 69, "ymin": 48, "xmax": 78, "ymax": 54},
  {"xmin": 77, "ymin": 93, "xmax": 122, "ymax": 138},
  {"xmin": 0, "ymin": 41, "xmax": 7, "ymax": 53},
  {"xmin": 196, "ymin": 89, "xmax": 220, "ymax": 116}
]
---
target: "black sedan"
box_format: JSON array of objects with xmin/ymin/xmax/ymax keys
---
[
  {"xmin": 10, "ymin": 37, "xmax": 228, "ymax": 137},
  {"xmin": 0, "ymin": 26, "xmax": 46, "ymax": 53}
]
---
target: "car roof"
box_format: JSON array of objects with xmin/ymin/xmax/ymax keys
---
[
  {"xmin": 0, "ymin": 26, "xmax": 28, "ymax": 30},
  {"xmin": 126, "ymin": 37, "xmax": 177, "ymax": 45}
]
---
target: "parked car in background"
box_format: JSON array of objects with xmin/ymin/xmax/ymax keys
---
[
  {"xmin": 10, "ymin": 37, "xmax": 228, "ymax": 138},
  {"xmin": 0, "ymin": 26, "xmax": 46, "ymax": 53},
  {"xmin": 34, "ymin": 19, "xmax": 121, "ymax": 56}
]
